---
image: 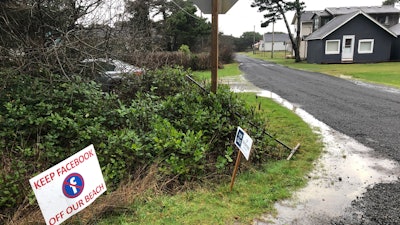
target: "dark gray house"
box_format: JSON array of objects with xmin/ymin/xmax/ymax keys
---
[
  {"xmin": 390, "ymin": 23, "xmax": 400, "ymax": 61},
  {"xmin": 305, "ymin": 11, "xmax": 397, "ymax": 64}
]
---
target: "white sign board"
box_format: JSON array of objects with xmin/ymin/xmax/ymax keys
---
[
  {"xmin": 193, "ymin": 0, "xmax": 239, "ymax": 14},
  {"xmin": 29, "ymin": 144, "xmax": 107, "ymax": 225},
  {"xmin": 234, "ymin": 127, "xmax": 253, "ymax": 160}
]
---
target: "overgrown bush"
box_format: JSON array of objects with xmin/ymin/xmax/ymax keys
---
[
  {"xmin": 220, "ymin": 44, "xmax": 235, "ymax": 64},
  {"xmin": 122, "ymin": 50, "xmax": 230, "ymax": 72},
  {"xmin": 0, "ymin": 71, "xmax": 120, "ymax": 214},
  {"xmin": 0, "ymin": 66, "xmax": 276, "ymax": 222}
]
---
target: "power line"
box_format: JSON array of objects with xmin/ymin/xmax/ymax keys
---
[{"xmin": 169, "ymin": 0, "xmax": 202, "ymax": 20}]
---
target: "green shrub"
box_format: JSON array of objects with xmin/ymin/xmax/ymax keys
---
[
  {"xmin": 0, "ymin": 66, "xmax": 276, "ymax": 221},
  {"xmin": 0, "ymin": 73, "xmax": 119, "ymax": 214},
  {"xmin": 178, "ymin": 44, "xmax": 191, "ymax": 55}
]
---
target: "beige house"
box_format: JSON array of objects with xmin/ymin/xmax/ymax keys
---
[{"xmin": 291, "ymin": 11, "xmax": 316, "ymax": 60}]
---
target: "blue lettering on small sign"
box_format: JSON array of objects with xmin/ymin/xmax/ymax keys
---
[
  {"xmin": 62, "ymin": 173, "xmax": 84, "ymax": 198},
  {"xmin": 235, "ymin": 129, "xmax": 244, "ymax": 147}
]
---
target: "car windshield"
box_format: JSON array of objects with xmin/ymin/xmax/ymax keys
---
[
  {"xmin": 94, "ymin": 61, "xmax": 116, "ymax": 72},
  {"xmin": 111, "ymin": 60, "xmax": 140, "ymax": 73},
  {"xmin": 81, "ymin": 58, "xmax": 143, "ymax": 77}
]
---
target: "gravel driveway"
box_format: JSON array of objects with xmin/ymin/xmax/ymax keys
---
[{"xmin": 232, "ymin": 54, "xmax": 400, "ymax": 224}]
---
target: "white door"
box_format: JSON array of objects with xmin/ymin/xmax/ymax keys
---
[{"xmin": 342, "ymin": 35, "xmax": 355, "ymax": 62}]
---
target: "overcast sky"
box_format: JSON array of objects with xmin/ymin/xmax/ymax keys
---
[{"xmin": 197, "ymin": 0, "xmax": 396, "ymax": 37}]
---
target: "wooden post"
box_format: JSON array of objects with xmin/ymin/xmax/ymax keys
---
[
  {"xmin": 271, "ymin": 21, "xmax": 275, "ymax": 59},
  {"xmin": 230, "ymin": 150, "xmax": 242, "ymax": 191},
  {"xmin": 211, "ymin": 0, "xmax": 219, "ymax": 93},
  {"xmin": 287, "ymin": 143, "xmax": 301, "ymax": 160}
]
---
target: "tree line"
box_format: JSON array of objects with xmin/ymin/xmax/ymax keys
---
[
  {"xmin": 0, "ymin": 0, "xmax": 265, "ymax": 75},
  {"xmin": 2, "ymin": 0, "xmax": 394, "ymax": 72}
]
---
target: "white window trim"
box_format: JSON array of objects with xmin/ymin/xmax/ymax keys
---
[
  {"xmin": 325, "ymin": 40, "xmax": 340, "ymax": 55},
  {"xmin": 358, "ymin": 39, "xmax": 374, "ymax": 54}
]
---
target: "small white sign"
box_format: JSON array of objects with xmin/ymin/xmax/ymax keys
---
[
  {"xmin": 29, "ymin": 144, "xmax": 107, "ymax": 225},
  {"xmin": 234, "ymin": 127, "xmax": 253, "ymax": 160}
]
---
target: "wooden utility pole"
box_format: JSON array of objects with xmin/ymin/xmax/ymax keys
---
[
  {"xmin": 253, "ymin": 25, "xmax": 255, "ymax": 55},
  {"xmin": 193, "ymin": 0, "xmax": 238, "ymax": 93},
  {"xmin": 211, "ymin": 0, "xmax": 219, "ymax": 93},
  {"xmin": 271, "ymin": 21, "xmax": 275, "ymax": 59}
]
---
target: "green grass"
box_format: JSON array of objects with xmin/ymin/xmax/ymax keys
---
[
  {"xmin": 192, "ymin": 63, "xmax": 242, "ymax": 80},
  {"xmin": 243, "ymin": 51, "xmax": 400, "ymax": 88},
  {"xmin": 98, "ymin": 92, "xmax": 322, "ymax": 225},
  {"xmin": 104, "ymin": 50, "xmax": 400, "ymax": 224}
]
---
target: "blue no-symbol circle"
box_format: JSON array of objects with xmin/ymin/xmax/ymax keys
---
[{"xmin": 62, "ymin": 173, "xmax": 85, "ymax": 198}]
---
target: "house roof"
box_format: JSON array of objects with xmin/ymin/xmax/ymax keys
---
[
  {"xmin": 291, "ymin": 11, "xmax": 318, "ymax": 24},
  {"xmin": 390, "ymin": 23, "xmax": 400, "ymax": 36},
  {"xmin": 325, "ymin": 5, "xmax": 400, "ymax": 16},
  {"xmin": 292, "ymin": 5, "xmax": 400, "ymax": 25},
  {"xmin": 263, "ymin": 33, "xmax": 290, "ymax": 42},
  {"xmin": 313, "ymin": 10, "xmax": 331, "ymax": 18},
  {"xmin": 305, "ymin": 10, "xmax": 397, "ymax": 40},
  {"xmin": 300, "ymin": 11, "xmax": 317, "ymax": 22}
]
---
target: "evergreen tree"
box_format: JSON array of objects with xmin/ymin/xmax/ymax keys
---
[
  {"xmin": 235, "ymin": 32, "xmax": 263, "ymax": 52},
  {"xmin": 163, "ymin": 1, "xmax": 211, "ymax": 51},
  {"xmin": 382, "ymin": 0, "xmax": 399, "ymax": 5},
  {"xmin": 125, "ymin": 0, "xmax": 153, "ymax": 40},
  {"xmin": 251, "ymin": 0, "xmax": 304, "ymax": 62}
]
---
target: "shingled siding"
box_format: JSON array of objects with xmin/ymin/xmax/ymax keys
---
[
  {"xmin": 307, "ymin": 40, "xmax": 335, "ymax": 64},
  {"xmin": 391, "ymin": 37, "xmax": 400, "ymax": 61},
  {"xmin": 307, "ymin": 15, "xmax": 395, "ymax": 64}
]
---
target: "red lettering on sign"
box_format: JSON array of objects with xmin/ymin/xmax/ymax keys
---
[
  {"xmin": 85, "ymin": 183, "xmax": 105, "ymax": 203},
  {"xmin": 56, "ymin": 148, "xmax": 95, "ymax": 176},
  {"xmin": 33, "ymin": 172, "xmax": 56, "ymax": 190},
  {"xmin": 48, "ymin": 210, "xmax": 64, "ymax": 225},
  {"xmin": 66, "ymin": 199, "xmax": 85, "ymax": 214}
]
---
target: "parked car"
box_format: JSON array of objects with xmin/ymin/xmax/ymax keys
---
[{"xmin": 81, "ymin": 58, "xmax": 144, "ymax": 91}]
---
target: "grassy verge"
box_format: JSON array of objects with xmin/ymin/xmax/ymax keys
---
[
  {"xmin": 97, "ymin": 84, "xmax": 322, "ymax": 224},
  {"xmin": 192, "ymin": 62, "xmax": 242, "ymax": 80},
  {"xmin": 243, "ymin": 51, "xmax": 400, "ymax": 88}
]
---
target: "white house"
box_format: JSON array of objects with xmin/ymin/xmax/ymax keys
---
[{"xmin": 259, "ymin": 33, "xmax": 292, "ymax": 52}]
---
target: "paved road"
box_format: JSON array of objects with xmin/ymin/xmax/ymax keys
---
[
  {"xmin": 237, "ymin": 54, "xmax": 400, "ymax": 162},
  {"xmin": 236, "ymin": 54, "xmax": 400, "ymax": 224}
]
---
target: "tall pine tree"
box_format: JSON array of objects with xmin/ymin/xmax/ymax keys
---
[{"xmin": 251, "ymin": 0, "xmax": 305, "ymax": 62}]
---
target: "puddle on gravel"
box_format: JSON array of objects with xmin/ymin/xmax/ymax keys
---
[
  {"xmin": 223, "ymin": 76, "xmax": 400, "ymax": 224},
  {"xmin": 255, "ymin": 103, "xmax": 400, "ymax": 224}
]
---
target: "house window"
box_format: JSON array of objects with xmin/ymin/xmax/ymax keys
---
[
  {"xmin": 358, "ymin": 39, "xmax": 374, "ymax": 54},
  {"xmin": 321, "ymin": 18, "xmax": 330, "ymax": 27},
  {"xmin": 325, "ymin": 40, "xmax": 340, "ymax": 54},
  {"xmin": 384, "ymin": 16, "xmax": 390, "ymax": 25},
  {"xmin": 314, "ymin": 17, "xmax": 320, "ymax": 30}
]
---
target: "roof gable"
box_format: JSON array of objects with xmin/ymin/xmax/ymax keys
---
[
  {"xmin": 305, "ymin": 10, "xmax": 397, "ymax": 40},
  {"xmin": 291, "ymin": 11, "xmax": 317, "ymax": 25}
]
